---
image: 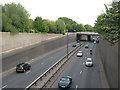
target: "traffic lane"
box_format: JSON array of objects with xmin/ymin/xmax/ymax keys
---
[
  {"xmin": 2, "ymin": 42, "xmax": 81, "ymax": 88},
  {"xmin": 51, "ymin": 42, "xmax": 89, "ymax": 88},
  {"xmin": 51, "ymin": 42, "xmax": 100, "ymax": 88}
]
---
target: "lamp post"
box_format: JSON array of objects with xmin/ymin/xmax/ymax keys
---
[{"xmin": 67, "ymin": 29, "xmax": 68, "ymax": 60}]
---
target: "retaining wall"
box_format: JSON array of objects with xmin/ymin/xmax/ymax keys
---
[
  {"xmin": 97, "ymin": 36, "xmax": 118, "ymax": 88},
  {"xmin": 2, "ymin": 33, "xmax": 76, "ymax": 72},
  {"xmin": 1, "ymin": 32, "xmax": 63, "ymax": 52}
]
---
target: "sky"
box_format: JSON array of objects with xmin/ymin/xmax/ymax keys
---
[{"xmin": 1, "ymin": 0, "xmax": 113, "ymax": 26}]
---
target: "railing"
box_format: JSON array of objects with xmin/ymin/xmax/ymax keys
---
[{"xmin": 24, "ymin": 42, "xmax": 86, "ymax": 90}]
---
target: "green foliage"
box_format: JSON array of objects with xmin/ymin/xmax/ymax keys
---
[
  {"xmin": 2, "ymin": 3, "xmax": 30, "ymax": 33},
  {"xmin": 76, "ymin": 24, "xmax": 86, "ymax": 32},
  {"xmin": 33, "ymin": 17, "xmax": 49, "ymax": 33},
  {"xmin": 48, "ymin": 21, "xmax": 57, "ymax": 33},
  {"xmin": 58, "ymin": 17, "xmax": 77, "ymax": 32},
  {"xmin": 1, "ymin": 3, "xmax": 94, "ymax": 34},
  {"xmin": 94, "ymin": 0, "xmax": 119, "ymax": 41},
  {"xmin": 62, "ymin": 31, "xmax": 65, "ymax": 35},
  {"xmin": 56, "ymin": 19, "xmax": 66, "ymax": 34},
  {"xmin": 84, "ymin": 24, "xmax": 94, "ymax": 32},
  {"xmin": 33, "ymin": 17, "xmax": 42, "ymax": 32}
]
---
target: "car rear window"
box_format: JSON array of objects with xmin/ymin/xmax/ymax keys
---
[{"xmin": 87, "ymin": 60, "xmax": 92, "ymax": 62}]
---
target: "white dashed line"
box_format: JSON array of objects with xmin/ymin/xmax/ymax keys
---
[
  {"xmin": 26, "ymin": 70, "xmax": 31, "ymax": 74},
  {"xmin": 1, "ymin": 85, "xmax": 7, "ymax": 89},
  {"xmin": 75, "ymin": 85, "xmax": 78, "ymax": 90},
  {"xmin": 51, "ymin": 56, "xmax": 53, "ymax": 58},
  {"xmin": 41, "ymin": 63, "xmax": 44, "ymax": 65},
  {"xmin": 80, "ymin": 71, "xmax": 82, "ymax": 74},
  {"xmin": 83, "ymin": 62, "xmax": 84, "ymax": 65}
]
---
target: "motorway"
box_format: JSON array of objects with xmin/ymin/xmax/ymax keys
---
[
  {"xmin": 51, "ymin": 42, "xmax": 101, "ymax": 88},
  {"xmin": 2, "ymin": 42, "xmax": 80, "ymax": 88}
]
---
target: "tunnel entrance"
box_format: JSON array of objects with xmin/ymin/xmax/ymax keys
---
[
  {"xmin": 77, "ymin": 34, "xmax": 92, "ymax": 42},
  {"xmin": 87, "ymin": 35, "xmax": 91, "ymax": 41}
]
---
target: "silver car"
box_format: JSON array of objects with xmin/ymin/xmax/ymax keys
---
[
  {"xmin": 85, "ymin": 58, "xmax": 93, "ymax": 67},
  {"xmin": 77, "ymin": 51, "xmax": 83, "ymax": 57}
]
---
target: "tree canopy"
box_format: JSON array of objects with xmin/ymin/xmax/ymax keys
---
[
  {"xmin": 2, "ymin": 3, "xmax": 30, "ymax": 33},
  {"xmin": 94, "ymin": 1, "xmax": 120, "ymax": 41},
  {"xmin": 1, "ymin": 3, "xmax": 94, "ymax": 34}
]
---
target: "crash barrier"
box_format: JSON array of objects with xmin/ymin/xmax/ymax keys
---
[{"xmin": 25, "ymin": 42, "xmax": 86, "ymax": 90}]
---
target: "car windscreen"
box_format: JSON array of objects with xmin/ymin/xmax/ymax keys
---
[{"xmin": 60, "ymin": 78, "xmax": 69, "ymax": 82}]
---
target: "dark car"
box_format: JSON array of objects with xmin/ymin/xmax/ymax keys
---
[
  {"xmin": 85, "ymin": 44, "xmax": 89, "ymax": 48},
  {"xmin": 58, "ymin": 76, "xmax": 72, "ymax": 88},
  {"xmin": 72, "ymin": 44, "xmax": 76, "ymax": 47},
  {"xmin": 16, "ymin": 63, "xmax": 31, "ymax": 73}
]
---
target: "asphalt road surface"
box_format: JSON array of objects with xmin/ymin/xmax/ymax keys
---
[
  {"xmin": 51, "ymin": 42, "xmax": 102, "ymax": 88},
  {"xmin": 2, "ymin": 42, "xmax": 81, "ymax": 88}
]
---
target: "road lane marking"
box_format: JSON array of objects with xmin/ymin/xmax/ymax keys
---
[
  {"xmin": 26, "ymin": 70, "xmax": 31, "ymax": 74},
  {"xmin": 41, "ymin": 63, "xmax": 44, "ymax": 65},
  {"xmin": 75, "ymin": 85, "xmax": 78, "ymax": 90},
  {"xmin": 83, "ymin": 62, "xmax": 84, "ymax": 65},
  {"xmin": 80, "ymin": 71, "xmax": 82, "ymax": 74},
  {"xmin": 1, "ymin": 85, "xmax": 7, "ymax": 89}
]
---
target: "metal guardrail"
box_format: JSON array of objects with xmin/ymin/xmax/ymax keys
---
[{"xmin": 24, "ymin": 42, "xmax": 86, "ymax": 90}]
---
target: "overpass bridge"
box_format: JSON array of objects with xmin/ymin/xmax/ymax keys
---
[{"xmin": 76, "ymin": 32, "xmax": 99, "ymax": 42}]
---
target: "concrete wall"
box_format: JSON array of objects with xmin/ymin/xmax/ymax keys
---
[
  {"xmin": 1, "ymin": 32, "xmax": 63, "ymax": 52},
  {"xmin": 2, "ymin": 33, "xmax": 76, "ymax": 72},
  {"xmin": 97, "ymin": 36, "xmax": 118, "ymax": 88}
]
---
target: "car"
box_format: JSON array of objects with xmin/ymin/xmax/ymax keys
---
[
  {"xmin": 77, "ymin": 51, "xmax": 83, "ymax": 57},
  {"xmin": 16, "ymin": 63, "xmax": 31, "ymax": 73},
  {"xmin": 94, "ymin": 41, "xmax": 96, "ymax": 44},
  {"xmin": 90, "ymin": 49, "xmax": 92, "ymax": 55},
  {"xmin": 58, "ymin": 76, "xmax": 72, "ymax": 88},
  {"xmin": 85, "ymin": 44, "xmax": 89, "ymax": 48},
  {"xmin": 85, "ymin": 58, "xmax": 93, "ymax": 67},
  {"xmin": 72, "ymin": 44, "xmax": 76, "ymax": 47}
]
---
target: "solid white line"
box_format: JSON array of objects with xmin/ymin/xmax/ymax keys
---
[
  {"xmin": 80, "ymin": 71, "xmax": 82, "ymax": 74},
  {"xmin": 1, "ymin": 85, "xmax": 7, "ymax": 89}
]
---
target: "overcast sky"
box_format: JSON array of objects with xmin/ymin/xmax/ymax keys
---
[{"xmin": 1, "ymin": 0, "xmax": 113, "ymax": 26}]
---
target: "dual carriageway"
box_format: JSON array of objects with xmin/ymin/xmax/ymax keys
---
[{"xmin": 1, "ymin": 32, "xmax": 107, "ymax": 89}]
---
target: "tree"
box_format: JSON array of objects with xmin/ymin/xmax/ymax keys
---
[
  {"xmin": 48, "ymin": 21, "xmax": 57, "ymax": 33},
  {"xmin": 2, "ymin": 3, "xmax": 30, "ymax": 33},
  {"xmin": 56, "ymin": 19, "xmax": 66, "ymax": 34},
  {"xmin": 84, "ymin": 24, "xmax": 94, "ymax": 32},
  {"xmin": 94, "ymin": 0, "xmax": 119, "ymax": 41},
  {"xmin": 76, "ymin": 24, "xmax": 86, "ymax": 32},
  {"xmin": 33, "ymin": 17, "xmax": 42, "ymax": 32},
  {"xmin": 59, "ymin": 17, "xmax": 77, "ymax": 32}
]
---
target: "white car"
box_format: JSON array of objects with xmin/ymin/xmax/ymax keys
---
[
  {"xmin": 94, "ymin": 41, "xmax": 96, "ymax": 44},
  {"xmin": 77, "ymin": 51, "xmax": 83, "ymax": 57},
  {"xmin": 85, "ymin": 58, "xmax": 93, "ymax": 67}
]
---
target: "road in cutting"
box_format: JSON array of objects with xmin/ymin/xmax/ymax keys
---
[
  {"xmin": 2, "ymin": 42, "xmax": 81, "ymax": 88},
  {"xmin": 51, "ymin": 42, "xmax": 102, "ymax": 88}
]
